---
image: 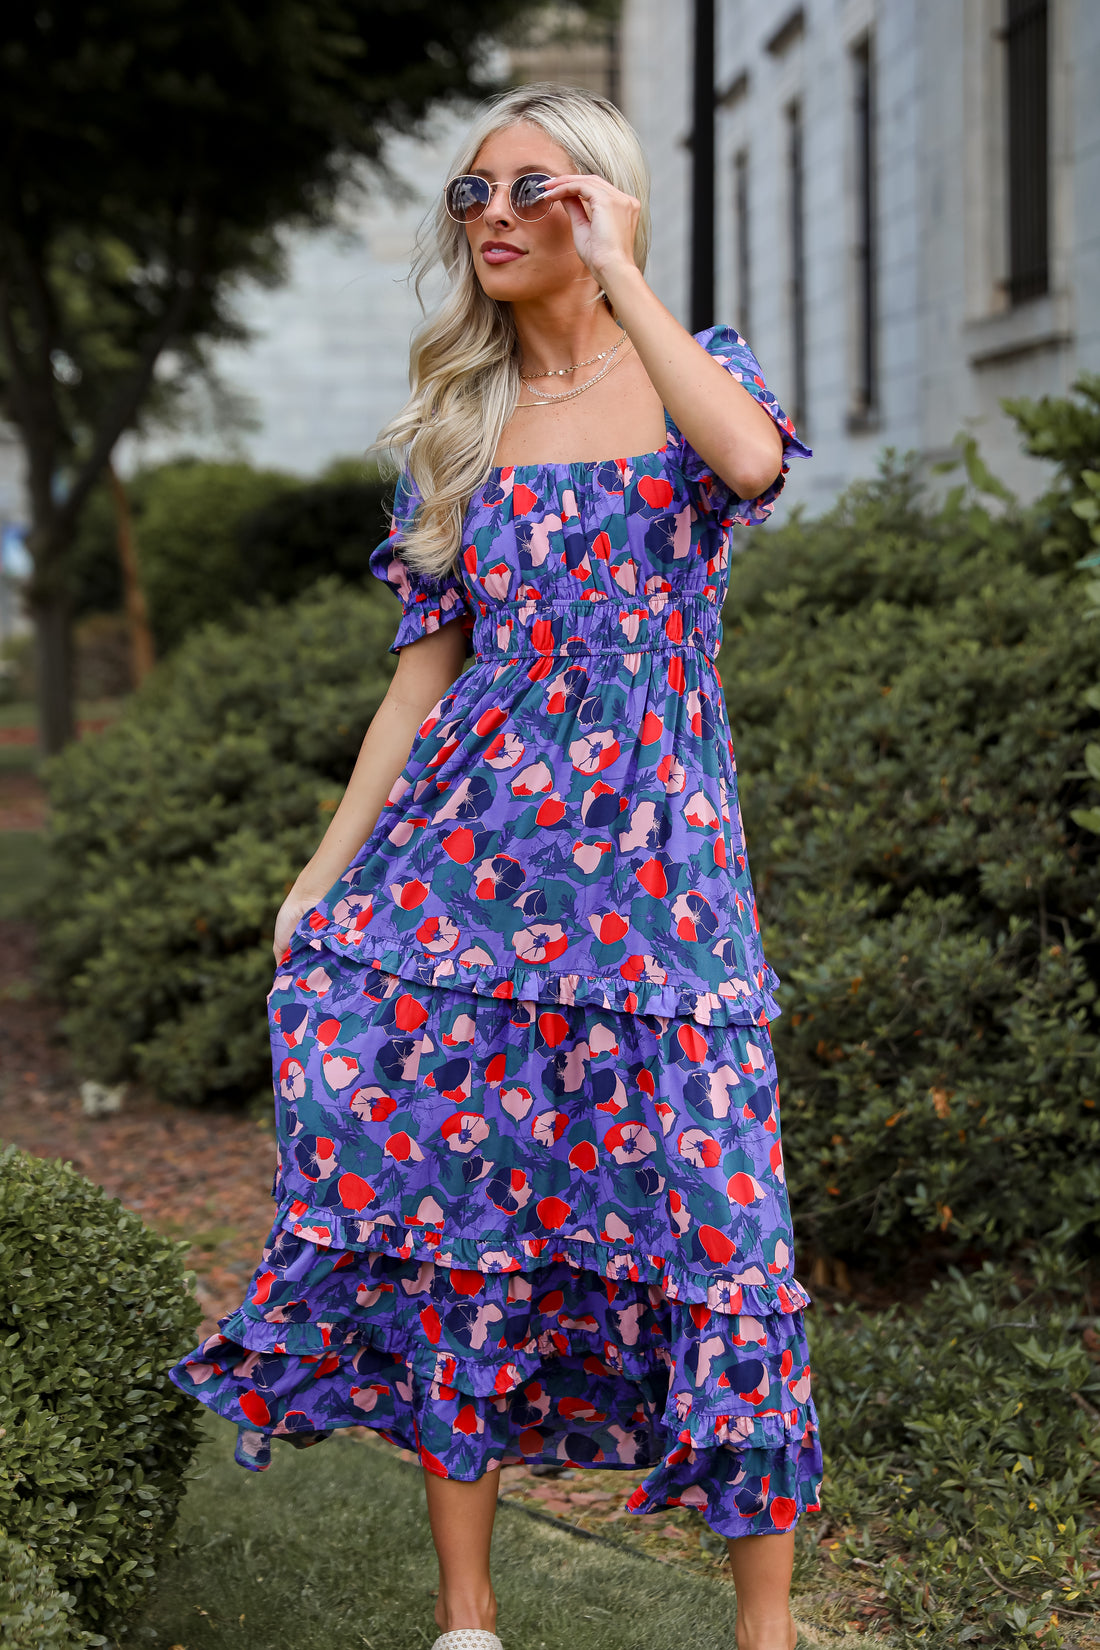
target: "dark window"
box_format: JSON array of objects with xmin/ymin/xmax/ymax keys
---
[
  {"xmin": 1005, "ymin": 0, "xmax": 1049, "ymax": 303},
  {"xmin": 786, "ymin": 101, "xmax": 807, "ymax": 429},
  {"xmin": 734, "ymin": 149, "xmax": 751, "ymax": 339},
  {"xmin": 852, "ymin": 36, "xmax": 877, "ymax": 415}
]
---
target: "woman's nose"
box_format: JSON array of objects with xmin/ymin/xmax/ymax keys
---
[{"xmin": 486, "ymin": 182, "xmax": 514, "ymax": 224}]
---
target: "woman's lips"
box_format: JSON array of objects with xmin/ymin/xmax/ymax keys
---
[{"xmin": 481, "ymin": 243, "xmax": 525, "ymax": 264}]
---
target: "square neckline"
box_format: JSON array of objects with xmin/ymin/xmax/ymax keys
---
[{"xmin": 486, "ymin": 408, "xmax": 677, "ymax": 477}]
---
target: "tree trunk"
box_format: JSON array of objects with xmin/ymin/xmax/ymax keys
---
[
  {"xmin": 32, "ymin": 585, "xmax": 75, "ymax": 756},
  {"xmin": 107, "ymin": 461, "xmax": 155, "ymax": 688}
]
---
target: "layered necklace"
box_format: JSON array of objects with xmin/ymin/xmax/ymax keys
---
[{"xmin": 518, "ymin": 327, "xmax": 631, "ymax": 406}]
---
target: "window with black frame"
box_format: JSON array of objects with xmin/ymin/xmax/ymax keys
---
[
  {"xmin": 1004, "ymin": 0, "xmax": 1049, "ymax": 304},
  {"xmin": 786, "ymin": 100, "xmax": 806, "ymax": 430},
  {"xmin": 734, "ymin": 147, "xmax": 751, "ymax": 342},
  {"xmin": 851, "ymin": 34, "xmax": 877, "ymax": 419}
]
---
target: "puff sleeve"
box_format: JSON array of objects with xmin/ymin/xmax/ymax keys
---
[
  {"xmin": 673, "ymin": 325, "xmax": 812, "ymax": 526},
  {"xmin": 368, "ymin": 472, "xmax": 472, "ymax": 655}
]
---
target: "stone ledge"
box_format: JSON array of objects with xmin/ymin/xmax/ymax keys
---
[{"xmin": 965, "ymin": 291, "xmax": 1074, "ymax": 368}]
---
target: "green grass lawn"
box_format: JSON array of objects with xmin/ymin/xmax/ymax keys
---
[
  {"xmin": 0, "ymin": 695, "xmax": 128, "ymax": 731},
  {"xmin": 123, "ymin": 1415, "xmax": 864, "ymax": 1650},
  {"xmin": 0, "ymin": 741, "xmax": 38, "ymax": 773}
]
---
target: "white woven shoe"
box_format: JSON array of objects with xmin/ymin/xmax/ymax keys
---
[{"xmin": 429, "ymin": 1634, "xmax": 503, "ymax": 1650}]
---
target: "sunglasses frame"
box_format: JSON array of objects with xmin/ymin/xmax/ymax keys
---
[{"xmin": 443, "ymin": 172, "xmax": 554, "ymax": 225}]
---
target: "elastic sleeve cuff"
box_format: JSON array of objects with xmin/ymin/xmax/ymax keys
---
[{"xmin": 679, "ymin": 326, "xmax": 811, "ymax": 526}]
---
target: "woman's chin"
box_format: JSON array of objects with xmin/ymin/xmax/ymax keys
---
[{"xmin": 475, "ymin": 266, "xmax": 559, "ymax": 305}]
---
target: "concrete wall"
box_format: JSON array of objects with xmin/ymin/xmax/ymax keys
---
[{"xmin": 123, "ymin": 114, "xmax": 471, "ymax": 479}]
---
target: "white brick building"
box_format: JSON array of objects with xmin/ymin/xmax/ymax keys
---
[{"xmin": 621, "ymin": 0, "xmax": 1100, "ymax": 510}]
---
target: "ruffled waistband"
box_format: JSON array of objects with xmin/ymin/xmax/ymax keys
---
[
  {"xmin": 292, "ymin": 931, "xmax": 782, "ymax": 1029},
  {"xmin": 267, "ymin": 1193, "xmax": 812, "ymax": 1321}
]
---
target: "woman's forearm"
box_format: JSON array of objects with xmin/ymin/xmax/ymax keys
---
[
  {"xmin": 290, "ymin": 624, "xmax": 467, "ymax": 904},
  {"xmin": 600, "ymin": 263, "xmax": 785, "ymax": 499}
]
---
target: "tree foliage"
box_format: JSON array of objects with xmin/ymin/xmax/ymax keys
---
[{"xmin": 0, "ymin": 0, "xmax": 548, "ymax": 749}]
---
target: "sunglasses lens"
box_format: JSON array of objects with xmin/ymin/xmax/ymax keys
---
[
  {"xmin": 511, "ymin": 174, "xmax": 551, "ymax": 219},
  {"xmin": 445, "ymin": 176, "xmax": 491, "ymax": 221}
]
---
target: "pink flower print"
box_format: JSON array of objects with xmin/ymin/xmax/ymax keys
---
[
  {"xmin": 677, "ymin": 1128, "xmax": 722, "ymax": 1169},
  {"xmin": 599, "ymin": 1211, "xmax": 634, "ymax": 1245},
  {"xmin": 321, "ymin": 1051, "xmax": 360, "ymax": 1092},
  {"xmin": 483, "ymin": 561, "xmax": 513, "ymax": 600},
  {"xmin": 512, "ymin": 923, "xmax": 569, "ymax": 964},
  {"xmin": 569, "ymin": 729, "xmax": 621, "ymax": 775},
  {"xmin": 485, "ymin": 731, "xmax": 525, "ymax": 769},
  {"xmin": 278, "ymin": 1057, "xmax": 306, "ymax": 1102},
  {"xmin": 603, "ymin": 1121, "xmax": 658, "ymax": 1163},
  {"xmin": 572, "ymin": 841, "xmax": 613, "ymax": 875},
  {"xmin": 500, "ymin": 1084, "xmax": 535, "ymax": 1121},
  {"xmin": 440, "ymin": 1112, "xmax": 491, "ymax": 1154},
  {"xmin": 683, "ymin": 789, "xmax": 720, "ymax": 830},
  {"xmin": 510, "ymin": 760, "xmax": 554, "ymax": 796},
  {"xmin": 611, "ymin": 558, "xmax": 638, "ymax": 594},
  {"xmin": 525, "ymin": 514, "xmax": 562, "ymax": 565}
]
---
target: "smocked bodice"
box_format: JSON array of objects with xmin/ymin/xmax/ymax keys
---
[{"xmin": 291, "ymin": 327, "xmax": 809, "ymax": 1026}]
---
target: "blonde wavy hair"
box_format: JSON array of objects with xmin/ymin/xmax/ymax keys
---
[{"xmin": 374, "ymin": 82, "xmax": 652, "ymax": 577}]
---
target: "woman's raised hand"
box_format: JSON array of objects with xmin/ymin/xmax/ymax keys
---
[{"xmin": 537, "ymin": 174, "xmax": 640, "ymax": 285}]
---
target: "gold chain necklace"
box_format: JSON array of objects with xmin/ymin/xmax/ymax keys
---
[
  {"xmin": 518, "ymin": 337, "xmax": 632, "ymax": 407},
  {"xmin": 519, "ymin": 327, "xmax": 627, "ymax": 382}
]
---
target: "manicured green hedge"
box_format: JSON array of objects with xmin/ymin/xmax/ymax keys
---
[
  {"xmin": 68, "ymin": 460, "xmax": 299, "ymax": 652},
  {"xmin": 40, "ymin": 581, "xmax": 397, "ymax": 1107},
  {"xmin": 809, "ymin": 1243, "xmax": 1100, "ymax": 1648},
  {"xmin": 0, "ymin": 1145, "xmax": 202, "ymax": 1638},
  {"xmin": 723, "ymin": 410, "xmax": 1100, "ymax": 1264},
  {"xmin": 0, "ymin": 1532, "xmax": 94, "ymax": 1650},
  {"xmin": 68, "ymin": 457, "xmax": 391, "ymax": 653}
]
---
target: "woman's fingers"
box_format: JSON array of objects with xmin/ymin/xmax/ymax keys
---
[
  {"xmin": 538, "ymin": 175, "xmax": 638, "ymax": 280},
  {"xmin": 538, "ymin": 174, "xmax": 639, "ymax": 211}
]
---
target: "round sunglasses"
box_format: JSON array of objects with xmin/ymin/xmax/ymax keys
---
[{"xmin": 444, "ymin": 172, "xmax": 553, "ymax": 224}]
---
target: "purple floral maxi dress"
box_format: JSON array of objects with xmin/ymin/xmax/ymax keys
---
[{"xmin": 170, "ymin": 327, "xmax": 824, "ymax": 1537}]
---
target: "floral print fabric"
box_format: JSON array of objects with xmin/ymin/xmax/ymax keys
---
[
  {"xmin": 169, "ymin": 327, "xmax": 823, "ymax": 1537},
  {"xmin": 313, "ymin": 326, "xmax": 811, "ymax": 1029}
]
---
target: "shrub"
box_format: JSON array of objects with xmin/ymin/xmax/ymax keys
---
[
  {"xmin": 69, "ymin": 459, "xmax": 298, "ymax": 652},
  {"xmin": 722, "ymin": 420, "xmax": 1100, "ymax": 1265},
  {"xmin": 233, "ymin": 465, "xmax": 391, "ymax": 606},
  {"xmin": 809, "ymin": 1242, "xmax": 1100, "ymax": 1648},
  {"xmin": 39, "ymin": 581, "xmax": 397, "ymax": 1107},
  {"xmin": 68, "ymin": 457, "xmax": 390, "ymax": 654},
  {"xmin": 0, "ymin": 1533, "xmax": 95, "ymax": 1649},
  {"xmin": 0, "ymin": 1145, "xmax": 202, "ymax": 1637}
]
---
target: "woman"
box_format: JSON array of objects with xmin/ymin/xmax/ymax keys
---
[{"xmin": 171, "ymin": 82, "xmax": 822, "ymax": 1650}]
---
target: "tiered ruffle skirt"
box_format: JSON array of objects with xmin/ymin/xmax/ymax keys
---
[{"xmin": 169, "ymin": 949, "xmax": 823, "ymax": 1538}]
